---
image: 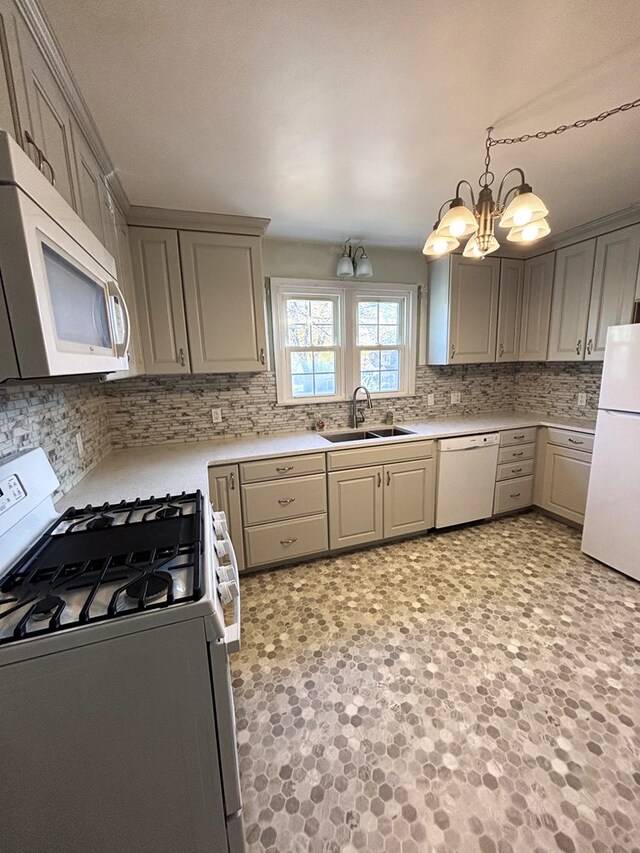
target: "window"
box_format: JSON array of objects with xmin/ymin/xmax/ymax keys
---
[{"xmin": 271, "ymin": 279, "xmax": 417, "ymax": 405}]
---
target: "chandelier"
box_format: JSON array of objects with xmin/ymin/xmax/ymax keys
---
[{"xmin": 423, "ymin": 98, "xmax": 640, "ymax": 260}]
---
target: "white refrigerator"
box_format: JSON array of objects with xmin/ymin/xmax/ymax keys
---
[{"xmin": 581, "ymin": 324, "xmax": 640, "ymax": 581}]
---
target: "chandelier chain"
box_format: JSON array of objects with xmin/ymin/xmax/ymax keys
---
[{"xmin": 488, "ymin": 97, "xmax": 640, "ymax": 146}]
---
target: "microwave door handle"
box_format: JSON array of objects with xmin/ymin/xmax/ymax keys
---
[{"xmin": 107, "ymin": 279, "xmax": 131, "ymax": 358}]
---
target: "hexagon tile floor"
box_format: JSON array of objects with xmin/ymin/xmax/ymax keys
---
[{"xmin": 231, "ymin": 511, "xmax": 640, "ymax": 853}]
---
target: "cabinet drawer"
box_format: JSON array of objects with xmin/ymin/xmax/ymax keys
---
[
  {"xmin": 240, "ymin": 453, "xmax": 325, "ymax": 483},
  {"xmin": 241, "ymin": 474, "xmax": 326, "ymax": 525},
  {"xmin": 494, "ymin": 476, "xmax": 533, "ymax": 513},
  {"xmin": 327, "ymin": 440, "xmax": 433, "ymax": 471},
  {"xmin": 498, "ymin": 443, "xmax": 535, "ymax": 464},
  {"xmin": 500, "ymin": 427, "xmax": 537, "ymax": 446},
  {"xmin": 496, "ymin": 459, "xmax": 535, "ymax": 481},
  {"xmin": 244, "ymin": 514, "xmax": 328, "ymax": 567},
  {"xmin": 547, "ymin": 428, "xmax": 594, "ymax": 453}
]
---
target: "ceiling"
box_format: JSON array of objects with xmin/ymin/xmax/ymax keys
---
[{"xmin": 41, "ymin": 0, "xmax": 640, "ymax": 248}]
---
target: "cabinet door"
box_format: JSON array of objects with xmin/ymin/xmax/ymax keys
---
[
  {"xmin": 179, "ymin": 231, "xmax": 268, "ymax": 373},
  {"xmin": 496, "ymin": 258, "xmax": 523, "ymax": 362},
  {"xmin": 130, "ymin": 227, "xmax": 190, "ymax": 374},
  {"xmin": 383, "ymin": 458, "xmax": 434, "ymax": 539},
  {"xmin": 0, "ymin": 10, "xmax": 20, "ymax": 139},
  {"xmin": 541, "ymin": 445, "xmax": 592, "ymax": 525},
  {"xmin": 547, "ymin": 240, "xmax": 596, "ymax": 361},
  {"xmin": 449, "ymin": 254, "xmax": 500, "ymax": 363},
  {"xmin": 519, "ymin": 253, "xmax": 554, "ymax": 361},
  {"xmin": 585, "ymin": 225, "xmax": 640, "ymax": 361},
  {"xmin": 12, "ymin": 10, "xmax": 77, "ymax": 209},
  {"xmin": 71, "ymin": 122, "xmax": 105, "ymax": 242},
  {"xmin": 208, "ymin": 465, "xmax": 245, "ymax": 573},
  {"xmin": 328, "ymin": 466, "xmax": 383, "ymax": 550}
]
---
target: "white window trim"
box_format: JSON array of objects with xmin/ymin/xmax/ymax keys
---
[{"xmin": 270, "ymin": 278, "xmax": 418, "ymax": 406}]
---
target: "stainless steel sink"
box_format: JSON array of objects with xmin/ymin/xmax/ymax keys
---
[{"xmin": 322, "ymin": 426, "xmax": 415, "ymax": 443}]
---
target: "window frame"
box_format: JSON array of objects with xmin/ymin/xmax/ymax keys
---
[{"xmin": 270, "ymin": 278, "xmax": 417, "ymax": 405}]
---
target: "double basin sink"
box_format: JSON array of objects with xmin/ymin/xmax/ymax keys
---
[{"xmin": 322, "ymin": 426, "xmax": 415, "ymax": 443}]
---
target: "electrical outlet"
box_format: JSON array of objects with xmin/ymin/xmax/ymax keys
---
[
  {"xmin": 75, "ymin": 432, "xmax": 84, "ymax": 456},
  {"xmin": 211, "ymin": 408, "xmax": 222, "ymax": 424},
  {"xmin": 450, "ymin": 391, "xmax": 461, "ymax": 405},
  {"xmin": 427, "ymin": 393, "xmax": 435, "ymax": 407},
  {"xmin": 577, "ymin": 392, "xmax": 587, "ymax": 407}
]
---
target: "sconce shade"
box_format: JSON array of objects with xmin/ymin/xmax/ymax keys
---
[
  {"xmin": 355, "ymin": 253, "xmax": 373, "ymax": 278},
  {"xmin": 336, "ymin": 253, "xmax": 354, "ymax": 277},
  {"xmin": 506, "ymin": 217, "xmax": 551, "ymax": 243},
  {"xmin": 499, "ymin": 191, "xmax": 548, "ymax": 229}
]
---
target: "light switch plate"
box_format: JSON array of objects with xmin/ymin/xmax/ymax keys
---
[
  {"xmin": 211, "ymin": 408, "xmax": 222, "ymax": 424},
  {"xmin": 427, "ymin": 393, "xmax": 435, "ymax": 407},
  {"xmin": 450, "ymin": 392, "xmax": 461, "ymax": 404},
  {"xmin": 577, "ymin": 392, "xmax": 587, "ymax": 407}
]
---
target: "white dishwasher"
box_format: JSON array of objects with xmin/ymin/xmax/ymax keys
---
[{"xmin": 436, "ymin": 433, "xmax": 500, "ymax": 528}]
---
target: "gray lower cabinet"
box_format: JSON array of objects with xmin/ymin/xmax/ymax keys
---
[
  {"xmin": 328, "ymin": 465, "xmax": 384, "ymax": 550},
  {"xmin": 208, "ymin": 464, "xmax": 245, "ymax": 572},
  {"xmin": 535, "ymin": 429, "xmax": 593, "ymax": 525},
  {"xmin": 383, "ymin": 458, "xmax": 435, "ymax": 538},
  {"xmin": 244, "ymin": 515, "xmax": 328, "ymax": 568}
]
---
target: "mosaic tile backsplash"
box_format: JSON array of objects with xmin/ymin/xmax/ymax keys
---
[
  {"xmin": 0, "ymin": 361, "xmax": 602, "ymax": 495},
  {"xmin": 0, "ymin": 379, "xmax": 110, "ymax": 497}
]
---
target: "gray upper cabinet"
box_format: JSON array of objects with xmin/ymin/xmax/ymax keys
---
[
  {"xmin": 130, "ymin": 227, "xmax": 191, "ymax": 375},
  {"xmin": 179, "ymin": 231, "xmax": 268, "ymax": 373},
  {"xmin": 106, "ymin": 210, "xmax": 145, "ymax": 379},
  {"xmin": 0, "ymin": 9, "xmax": 20, "ymax": 138},
  {"xmin": 518, "ymin": 252, "xmax": 554, "ymax": 362},
  {"xmin": 427, "ymin": 254, "xmax": 500, "ymax": 364},
  {"xmin": 547, "ymin": 240, "xmax": 596, "ymax": 361},
  {"xmin": 585, "ymin": 224, "xmax": 640, "ymax": 361},
  {"xmin": 496, "ymin": 258, "xmax": 523, "ymax": 362},
  {"xmin": 71, "ymin": 121, "xmax": 106, "ymax": 242}
]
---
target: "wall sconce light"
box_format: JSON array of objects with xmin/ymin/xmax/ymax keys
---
[{"xmin": 337, "ymin": 239, "xmax": 373, "ymax": 278}]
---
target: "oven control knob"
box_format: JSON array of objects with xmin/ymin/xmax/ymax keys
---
[
  {"xmin": 219, "ymin": 580, "xmax": 239, "ymax": 604},
  {"xmin": 213, "ymin": 520, "xmax": 228, "ymax": 537},
  {"xmin": 215, "ymin": 540, "xmax": 230, "ymax": 559}
]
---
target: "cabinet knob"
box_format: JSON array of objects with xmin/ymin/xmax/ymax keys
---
[{"xmin": 575, "ymin": 339, "xmax": 582, "ymax": 355}]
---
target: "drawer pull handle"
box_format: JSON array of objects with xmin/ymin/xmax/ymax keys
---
[
  {"xmin": 512, "ymin": 467, "xmax": 523, "ymax": 473},
  {"xmin": 377, "ymin": 472, "xmax": 382, "ymax": 487},
  {"xmin": 278, "ymin": 498, "xmax": 296, "ymax": 505},
  {"xmin": 230, "ymin": 472, "xmax": 236, "ymax": 490},
  {"xmin": 586, "ymin": 338, "xmax": 593, "ymax": 355},
  {"xmin": 512, "ymin": 451, "xmax": 524, "ymax": 457},
  {"xmin": 386, "ymin": 471, "xmax": 391, "ymax": 486},
  {"xmin": 513, "ymin": 434, "xmax": 525, "ymax": 439},
  {"xmin": 260, "ymin": 347, "xmax": 266, "ymax": 365},
  {"xmin": 568, "ymin": 438, "xmax": 584, "ymax": 445},
  {"xmin": 280, "ymin": 537, "xmax": 298, "ymax": 545},
  {"xmin": 276, "ymin": 465, "xmax": 294, "ymax": 473},
  {"xmin": 576, "ymin": 339, "xmax": 582, "ymax": 355},
  {"xmin": 510, "ymin": 493, "xmax": 521, "ymax": 499}
]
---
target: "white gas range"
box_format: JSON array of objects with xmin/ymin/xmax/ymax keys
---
[{"xmin": 0, "ymin": 447, "xmax": 245, "ymax": 853}]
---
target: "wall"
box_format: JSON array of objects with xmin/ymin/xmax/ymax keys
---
[
  {"xmin": 514, "ymin": 362, "xmax": 603, "ymax": 420},
  {"xmin": 0, "ymin": 379, "xmax": 110, "ymax": 497}
]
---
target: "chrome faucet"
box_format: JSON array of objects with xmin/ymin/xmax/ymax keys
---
[{"xmin": 350, "ymin": 385, "xmax": 373, "ymax": 428}]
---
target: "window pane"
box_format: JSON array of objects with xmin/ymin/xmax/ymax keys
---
[
  {"xmin": 313, "ymin": 351, "xmax": 335, "ymax": 373},
  {"xmin": 292, "ymin": 374, "xmax": 314, "ymax": 396},
  {"xmin": 379, "ymin": 302, "xmax": 399, "ymax": 324},
  {"xmin": 360, "ymin": 350, "xmax": 380, "ymax": 371},
  {"xmin": 290, "ymin": 351, "xmax": 313, "ymax": 373},
  {"xmin": 288, "ymin": 324, "xmax": 311, "ymax": 346},
  {"xmin": 310, "ymin": 300, "xmax": 333, "ymax": 322},
  {"xmin": 358, "ymin": 301, "xmax": 378, "ymax": 324},
  {"xmin": 380, "ymin": 370, "xmax": 399, "ymax": 391},
  {"xmin": 381, "ymin": 349, "xmax": 399, "ymax": 370},
  {"xmin": 358, "ymin": 325, "xmax": 378, "ymax": 345},
  {"xmin": 311, "ymin": 324, "xmax": 333, "ymax": 346},
  {"xmin": 361, "ymin": 371, "xmax": 380, "ymax": 392},
  {"xmin": 357, "ymin": 298, "xmax": 401, "ymax": 346},
  {"xmin": 314, "ymin": 373, "xmax": 335, "ymax": 395},
  {"xmin": 286, "ymin": 298, "xmax": 335, "ymax": 347},
  {"xmin": 379, "ymin": 325, "xmax": 399, "ymax": 345}
]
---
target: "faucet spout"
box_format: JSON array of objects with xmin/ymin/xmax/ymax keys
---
[{"xmin": 350, "ymin": 385, "xmax": 373, "ymax": 429}]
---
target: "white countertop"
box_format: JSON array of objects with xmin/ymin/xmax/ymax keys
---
[{"xmin": 57, "ymin": 411, "xmax": 596, "ymax": 511}]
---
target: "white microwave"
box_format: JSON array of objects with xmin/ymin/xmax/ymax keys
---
[{"xmin": 0, "ymin": 131, "xmax": 129, "ymax": 380}]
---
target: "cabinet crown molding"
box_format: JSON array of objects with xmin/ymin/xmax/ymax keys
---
[{"xmin": 127, "ymin": 205, "xmax": 271, "ymax": 236}]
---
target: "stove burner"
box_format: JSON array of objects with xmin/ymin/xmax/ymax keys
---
[
  {"xmin": 86, "ymin": 515, "xmax": 115, "ymax": 530},
  {"xmin": 125, "ymin": 574, "xmax": 168, "ymax": 603},
  {"xmin": 30, "ymin": 595, "xmax": 64, "ymax": 622},
  {"xmin": 155, "ymin": 506, "xmax": 180, "ymax": 519}
]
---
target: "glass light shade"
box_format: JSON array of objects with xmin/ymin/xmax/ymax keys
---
[
  {"xmin": 506, "ymin": 217, "xmax": 551, "ymax": 243},
  {"xmin": 437, "ymin": 204, "xmax": 478, "ymax": 239},
  {"xmin": 355, "ymin": 253, "xmax": 373, "ymax": 278},
  {"xmin": 336, "ymin": 253, "xmax": 354, "ymax": 277},
  {"xmin": 499, "ymin": 191, "xmax": 548, "ymax": 229},
  {"xmin": 463, "ymin": 235, "xmax": 499, "ymax": 258},
  {"xmin": 422, "ymin": 229, "xmax": 459, "ymax": 256}
]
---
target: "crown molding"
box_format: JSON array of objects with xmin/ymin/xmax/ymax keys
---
[
  {"xmin": 127, "ymin": 205, "xmax": 271, "ymax": 236},
  {"xmin": 14, "ymin": 0, "xmax": 130, "ymax": 216},
  {"xmin": 525, "ymin": 204, "xmax": 640, "ymax": 257}
]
